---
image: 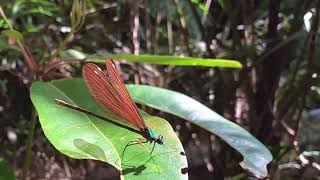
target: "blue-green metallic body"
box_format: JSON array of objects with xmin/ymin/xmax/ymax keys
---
[
  {"xmin": 146, "ymin": 128, "xmax": 157, "ymax": 139},
  {"xmin": 141, "ymin": 127, "xmax": 163, "ymax": 144}
]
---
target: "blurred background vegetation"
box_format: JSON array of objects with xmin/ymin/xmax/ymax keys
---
[{"xmin": 1, "ymin": 0, "xmax": 320, "ymax": 179}]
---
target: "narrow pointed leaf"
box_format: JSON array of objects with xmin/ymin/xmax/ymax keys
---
[
  {"xmin": 62, "ymin": 49, "xmax": 242, "ymax": 68},
  {"xmin": 30, "ymin": 79, "xmax": 187, "ymax": 180},
  {"xmin": 126, "ymin": 85, "xmax": 273, "ymax": 178},
  {"xmin": 107, "ymin": 54, "xmax": 242, "ymax": 68}
]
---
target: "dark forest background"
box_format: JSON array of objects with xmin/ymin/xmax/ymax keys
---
[{"xmin": 1, "ymin": 0, "xmax": 320, "ymax": 179}]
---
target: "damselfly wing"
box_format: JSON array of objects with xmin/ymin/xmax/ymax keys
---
[{"xmin": 82, "ymin": 59, "xmax": 163, "ymax": 144}]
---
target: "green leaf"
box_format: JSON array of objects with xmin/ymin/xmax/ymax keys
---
[
  {"xmin": 62, "ymin": 49, "xmax": 242, "ymax": 68},
  {"xmin": 191, "ymin": 0, "xmax": 206, "ymax": 10},
  {"xmin": 1, "ymin": 30, "xmax": 23, "ymax": 41},
  {"xmin": 62, "ymin": 49, "xmax": 87, "ymax": 59},
  {"xmin": 30, "ymin": 79, "xmax": 187, "ymax": 180},
  {"xmin": 70, "ymin": 0, "xmax": 85, "ymax": 32},
  {"xmin": 0, "ymin": 158, "xmax": 16, "ymax": 180},
  {"xmin": 126, "ymin": 85, "xmax": 273, "ymax": 178},
  {"xmin": 107, "ymin": 54, "xmax": 242, "ymax": 68},
  {"xmin": 26, "ymin": 7, "xmax": 54, "ymax": 16},
  {"xmin": 302, "ymin": 151, "xmax": 320, "ymax": 158},
  {"xmin": 0, "ymin": 36, "xmax": 19, "ymax": 50}
]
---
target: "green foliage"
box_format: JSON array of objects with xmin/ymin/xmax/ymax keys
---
[
  {"xmin": 30, "ymin": 79, "xmax": 187, "ymax": 180},
  {"xmin": 2, "ymin": 0, "xmax": 319, "ymax": 179},
  {"xmin": 126, "ymin": 85, "xmax": 272, "ymax": 178},
  {"xmin": 63, "ymin": 49, "xmax": 242, "ymax": 68},
  {"xmin": 1, "ymin": 29, "xmax": 22, "ymax": 40},
  {"xmin": 191, "ymin": 0, "xmax": 205, "ymax": 11},
  {"xmin": 0, "ymin": 36, "xmax": 19, "ymax": 50},
  {"xmin": 70, "ymin": 0, "xmax": 85, "ymax": 32},
  {"xmin": 0, "ymin": 158, "xmax": 15, "ymax": 180},
  {"xmin": 108, "ymin": 54, "xmax": 242, "ymax": 68}
]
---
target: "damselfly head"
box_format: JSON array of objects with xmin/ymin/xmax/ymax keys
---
[{"xmin": 156, "ymin": 135, "xmax": 164, "ymax": 144}]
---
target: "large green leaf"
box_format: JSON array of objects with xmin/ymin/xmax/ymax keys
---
[
  {"xmin": 30, "ymin": 79, "xmax": 187, "ymax": 180},
  {"xmin": 126, "ymin": 85, "xmax": 273, "ymax": 178},
  {"xmin": 0, "ymin": 158, "xmax": 15, "ymax": 180}
]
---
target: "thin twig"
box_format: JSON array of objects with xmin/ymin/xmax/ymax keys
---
[
  {"xmin": 167, "ymin": 19, "xmax": 173, "ymax": 54},
  {"xmin": 130, "ymin": 1, "xmax": 140, "ymax": 55},
  {"xmin": 276, "ymin": 1, "xmax": 320, "ymax": 121},
  {"xmin": 293, "ymin": 98, "xmax": 306, "ymax": 144},
  {"xmin": 171, "ymin": 0, "xmax": 193, "ymax": 56},
  {"xmin": 152, "ymin": 11, "xmax": 162, "ymax": 54},
  {"xmin": 144, "ymin": 0, "xmax": 152, "ymax": 53},
  {"xmin": 22, "ymin": 107, "xmax": 37, "ymax": 180},
  {"xmin": 48, "ymin": 32, "xmax": 74, "ymax": 65},
  {"xmin": 201, "ymin": 0, "xmax": 212, "ymax": 24}
]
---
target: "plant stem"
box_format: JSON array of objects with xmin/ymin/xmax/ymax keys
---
[
  {"xmin": 47, "ymin": 32, "xmax": 74, "ymax": 64},
  {"xmin": 0, "ymin": 6, "xmax": 38, "ymax": 73},
  {"xmin": 171, "ymin": 0, "xmax": 193, "ymax": 56},
  {"xmin": 22, "ymin": 107, "xmax": 37, "ymax": 180},
  {"xmin": 0, "ymin": 6, "xmax": 13, "ymax": 29}
]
